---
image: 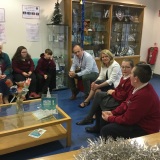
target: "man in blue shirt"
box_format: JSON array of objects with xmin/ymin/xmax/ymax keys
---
[{"xmin": 69, "ymin": 45, "xmax": 99, "ymax": 100}]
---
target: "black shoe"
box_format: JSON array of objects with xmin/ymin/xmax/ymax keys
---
[
  {"xmin": 76, "ymin": 118, "xmax": 93, "ymax": 125},
  {"xmin": 85, "ymin": 126, "xmax": 100, "ymax": 133},
  {"xmin": 78, "ymin": 101, "xmax": 90, "ymax": 108}
]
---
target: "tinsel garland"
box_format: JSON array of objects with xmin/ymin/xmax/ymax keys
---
[{"xmin": 74, "ymin": 136, "xmax": 160, "ymax": 160}]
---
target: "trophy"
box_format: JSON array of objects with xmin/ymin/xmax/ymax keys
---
[
  {"xmin": 116, "ymin": 10, "xmax": 124, "ymax": 21},
  {"xmin": 103, "ymin": 9, "xmax": 109, "ymax": 18}
]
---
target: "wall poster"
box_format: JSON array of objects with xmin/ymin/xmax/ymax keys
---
[
  {"xmin": 0, "ymin": 8, "xmax": 5, "ymax": 22},
  {"xmin": 26, "ymin": 23, "xmax": 39, "ymax": 41},
  {"xmin": 0, "ymin": 23, "xmax": 6, "ymax": 42},
  {"xmin": 22, "ymin": 5, "xmax": 40, "ymax": 19}
]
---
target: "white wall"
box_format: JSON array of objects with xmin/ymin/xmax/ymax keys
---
[
  {"xmin": 0, "ymin": 0, "xmax": 62, "ymax": 58},
  {"xmin": 152, "ymin": 0, "xmax": 160, "ymax": 74},
  {"xmin": 0, "ymin": 0, "xmax": 160, "ymax": 74}
]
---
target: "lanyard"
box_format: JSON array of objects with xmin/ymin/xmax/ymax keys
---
[{"xmin": 79, "ymin": 53, "xmax": 84, "ymax": 68}]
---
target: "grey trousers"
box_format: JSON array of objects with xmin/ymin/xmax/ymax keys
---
[
  {"xmin": 87, "ymin": 92, "xmax": 120, "ymax": 119},
  {"xmin": 68, "ymin": 72, "xmax": 99, "ymax": 96},
  {"xmin": 86, "ymin": 92, "xmax": 120, "ymax": 128}
]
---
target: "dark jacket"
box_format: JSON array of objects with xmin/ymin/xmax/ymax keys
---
[
  {"xmin": 12, "ymin": 58, "xmax": 34, "ymax": 74},
  {"xmin": 35, "ymin": 53, "xmax": 56, "ymax": 76},
  {"xmin": 0, "ymin": 52, "xmax": 12, "ymax": 75}
]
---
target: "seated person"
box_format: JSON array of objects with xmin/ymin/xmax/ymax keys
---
[
  {"xmin": 76, "ymin": 59, "xmax": 134, "ymax": 127},
  {"xmin": 101, "ymin": 64, "xmax": 160, "ymax": 139},
  {"xmin": 68, "ymin": 45, "xmax": 99, "ymax": 100},
  {"xmin": 0, "ymin": 43, "xmax": 13, "ymax": 104},
  {"xmin": 79, "ymin": 49, "xmax": 122, "ymax": 108},
  {"xmin": 12, "ymin": 46, "xmax": 40, "ymax": 98},
  {"xmin": 35, "ymin": 49, "xmax": 56, "ymax": 94}
]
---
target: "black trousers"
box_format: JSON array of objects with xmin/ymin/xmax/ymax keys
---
[
  {"xmin": 36, "ymin": 69, "xmax": 56, "ymax": 94},
  {"xmin": 13, "ymin": 72, "xmax": 37, "ymax": 93},
  {"xmin": 100, "ymin": 121, "xmax": 147, "ymax": 140}
]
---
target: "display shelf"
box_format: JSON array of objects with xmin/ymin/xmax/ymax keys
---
[
  {"xmin": 47, "ymin": 24, "xmax": 68, "ymax": 90},
  {"xmin": 72, "ymin": 0, "xmax": 111, "ymax": 58},
  {"xmin": 110, "ymin": 5, "xmax": 144, "ymax": 57},
  {"xmin": 64, "ymin": 0, "xmax": 145, "ymax": 67}
]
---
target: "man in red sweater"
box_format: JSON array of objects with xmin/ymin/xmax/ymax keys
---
[{"xmin": 101, "ymin": 64, "xmax": 160, "ymax": 139}]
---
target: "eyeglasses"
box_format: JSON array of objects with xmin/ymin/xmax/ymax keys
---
[{"xmin": 121, "ymin": 66, "xmax": 131, "ymax": 70}]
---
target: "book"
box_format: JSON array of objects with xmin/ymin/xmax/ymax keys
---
[
  {"xmin": 32, "ymin": 109, "xmax": 57, "ymax": 120},
  {"xmin": 28, "ymin": 128, "xmax": 46, "ymax": 138}
]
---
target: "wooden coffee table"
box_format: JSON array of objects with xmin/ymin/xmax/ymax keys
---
[
  {"xmin": 0, "ymin": 99, "xmax": 71, "ymax": 155},
  {"xmin": 32, "ymin": 132, "xmax": 160, "ymax": 160}
]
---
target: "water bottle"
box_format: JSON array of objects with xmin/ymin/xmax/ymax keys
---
[{"xmin": 46, "ymin": 88, "xmax": 51, "ymax": 98}]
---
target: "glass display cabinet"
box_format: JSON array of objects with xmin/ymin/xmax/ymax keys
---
[
  {"xmin": 64, "ymin": 0, "xmax": 145, "ymax": 68},
  {"xmin": 72, "ymin": 1, "xmax": 111, "ymax": 57},
  {"xmin": 110, "ymin": 5, "xmax": 144, "ymax": 57},
  {"xmin": 47, "ymin": 24, "xmax": 68, "ymax": 90}
]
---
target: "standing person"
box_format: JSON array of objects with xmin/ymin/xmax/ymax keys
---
[
  {"xmin": 35, "ymin": 49, "xmax": 56, "ymax": 94},
  {"xmin": 68, "ymin": 45, "xmax": 99, "ymax": 100},
  {"xmin": 12, "ymin": 46, "xmax": 40, "ymax": 98},
  {"xmin": 101, "ymin": 64, "xmax": 160, "ymax": 139},
  {"xmin": 76, "ymin": 59, "xmax": 134, "ymax": 129},
  {"xmin": 0, "ymin": 43, "xmax": 13, "ymax": 104},
  {"xmin": 79, "ymin": 49, "xmax": 122, "ymax": 108}
]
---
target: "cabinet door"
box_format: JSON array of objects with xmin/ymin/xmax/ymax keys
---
[
  {"xmin": 47, "ymin": 25, "xmax": 68, "ymax": 90},
  {"xmin": 72, "ymin": 1, "xmax": 111, "ymax": 58},
  {"xmin": 110, "ymin": 5, "xmax": 144, "ymax": 57}
]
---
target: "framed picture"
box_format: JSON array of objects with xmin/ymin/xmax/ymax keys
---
[{"xmin": 0, "ymin": 8, "xmax": 5, "ymax": 22}]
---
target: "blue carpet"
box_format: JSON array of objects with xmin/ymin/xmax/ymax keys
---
[
  {"xmin": 1, "ymin": 75, "xmax": 160, "ymax": 160},
  {"xmin": 0, "ymin": 90, "xmax": 98, "ymax": 160}
]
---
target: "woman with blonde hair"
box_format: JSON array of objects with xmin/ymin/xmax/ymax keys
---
[{"xmin": 79, "ymin": 49, "xmax": 122, "ymax": 108}]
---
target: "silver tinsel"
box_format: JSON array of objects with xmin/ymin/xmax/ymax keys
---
[{"xmin": 74, "ymin": 136, "xmax": 160, "ymax": 160}]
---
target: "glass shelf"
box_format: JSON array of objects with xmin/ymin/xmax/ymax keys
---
[
  {"xmin": 111, "ymin": 5, "xmax": 144, "ymax": 57},
  {"xmin": 47, "ymin": 25, "xmax": 68, "ymax": 90},
  {"xmin": 72, "ymin": 1, "xmax": 111, "ymax": 58}
]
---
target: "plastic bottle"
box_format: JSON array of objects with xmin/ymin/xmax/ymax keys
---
[{"xmin": 46, "ymin": 88, "xmax": 51, "ymax": 98}]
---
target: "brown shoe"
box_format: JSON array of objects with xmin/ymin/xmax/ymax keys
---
[{"xmin": 70, "ymin": 90, "xmax": 79, "ymax": 100}]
